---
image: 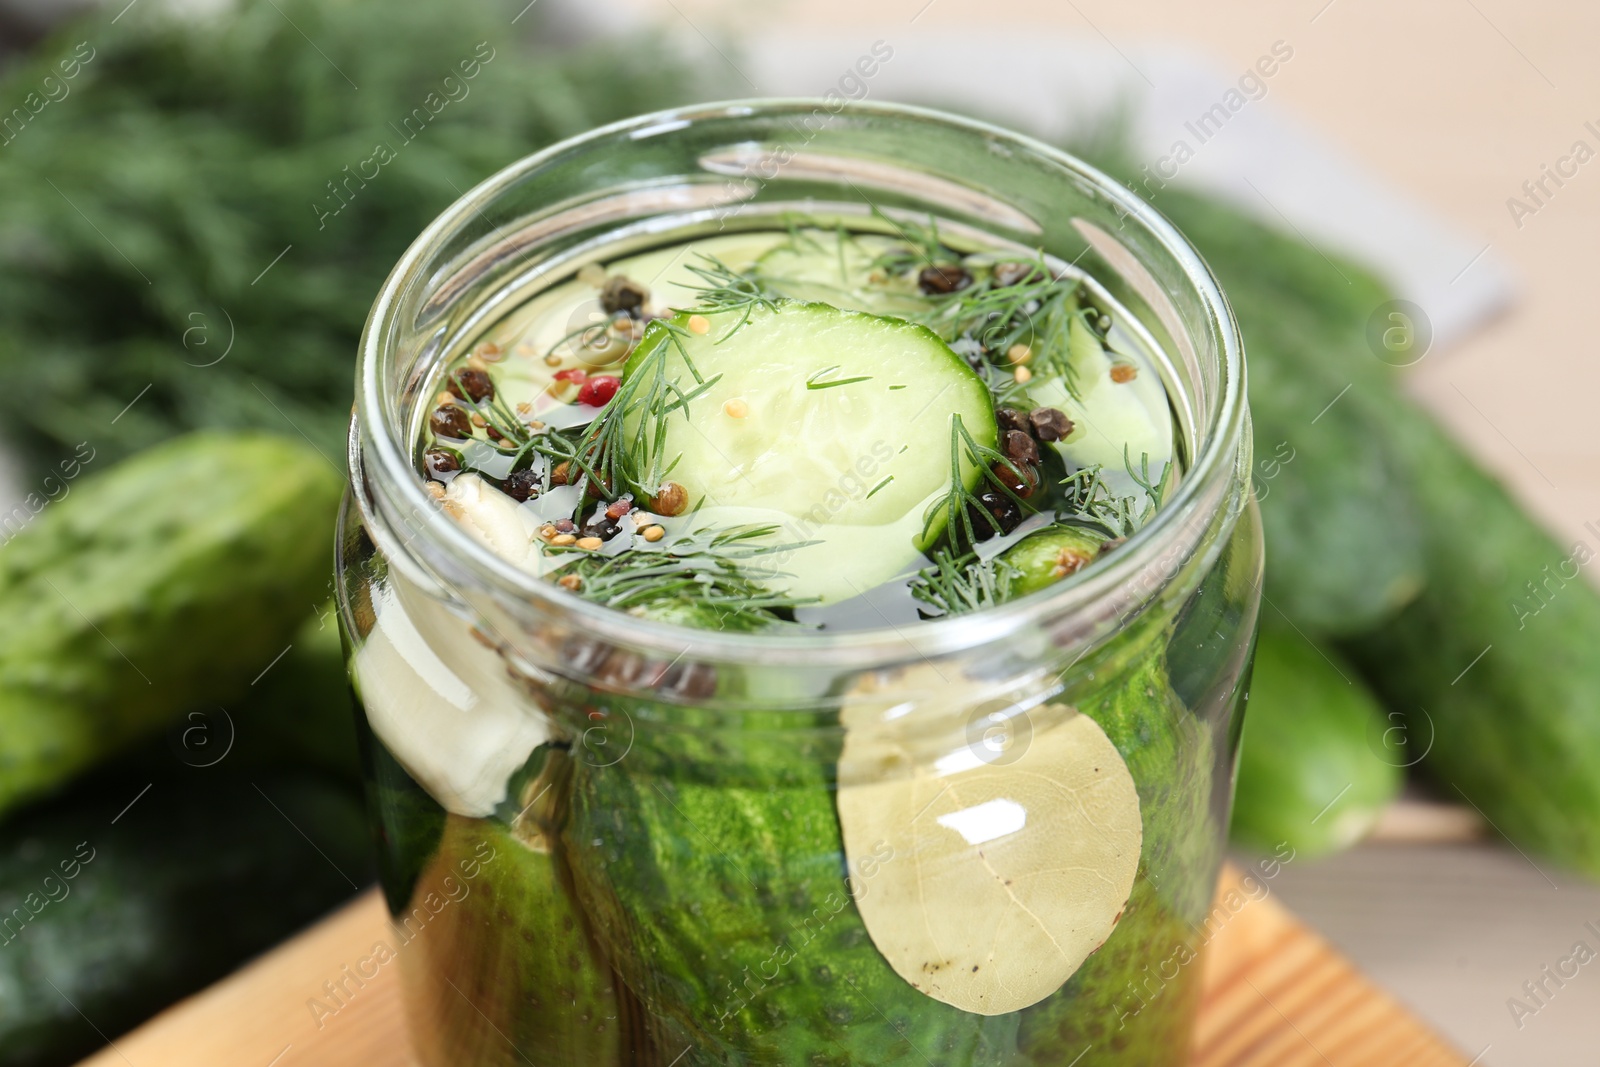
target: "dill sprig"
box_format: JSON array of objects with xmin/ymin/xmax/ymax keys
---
[
  {"xmin": 908, "ymin": 548, "xmax": 1019, "ymax": 617},
  {"xmin": 1057, "ymin": 449, "xmax": 1173, "ymax": 537},
  {"xmin": 867, "ymin": 206, "xmax": 948, "ymax": 275},
  {"xmin": 862, "ymin": 212, "xmax": 1090, "ymax": 401},
  {"xmin": 679, "ymin": 254, "xmax": 781, "ymax": 340},
  {"xmin": 922, "ymin": 414, "xmax": 1039, "ymax": 552},
  {"xmin": 548, "ymin": 525, "xmax": 817, "ymax": 625},
  {"xmin": 565, "ymin": 332, "xmax": 718, "ymax": 504}
]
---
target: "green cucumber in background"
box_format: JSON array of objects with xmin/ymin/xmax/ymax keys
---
[
  {"xmin": 1154, "ymin": 187, "xmax": 1600, "ymax": 877},
  {"xmin": 0, "ymin": 771, "xmax": 372, "ymax": 1067},
  {"xmin": 1133, "ymin": 184, "xmax": 1427, "ymax": 636},
  {"xmin": 1230, "ymin": 624, "xmax": 1401, "ymax": 859},
  {"xmin": 0, "ymin": 432, "xmax": 342, "ymax": 817}
]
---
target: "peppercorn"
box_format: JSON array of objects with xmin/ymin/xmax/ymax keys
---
[
  {"xmin": 918, "ymin": 264, "xmax": 972, "ymax": 295},
  {"xmin": 991, "ymin": 461, "xmax": 1039, "ymax": 499},
  {"xmin": 554, "ymin": 519, "xmax": 577, "ymax": 534},
  {"xmin": 1029, "ymin": 407, "xmax": 1073, "ymax": 442},
  {"xmin": 502, "ymin": 469, "xmax": 541, "ymax": 502},
  {"xmin": 996, "ymin": 407, "xmax": 1029, "ymax": 435},
  {"xmin": 600, "ymin": 275, "xmax": 649, "ymax": 317},
  {"xmin": 577, "ymin": 375, "xmax": 621, "ymax": 407},
  {"xmin": 423, "ymin": 448, "xmax": 460, "ymax": 478},
  {"xmin": 651, "ymin": 482, "xmax": 688, "ymax": 517},
  {"xmin": 583, "ymin": 519, "xmax": 622, "ymax": 542},
  {"xmin": 550, "ymin": 461, "xmax": 571, "ymax": 486},
  {"xmin": 557, "ymin": 574, "xmax": 583, "ymax": 591},
  {"xmin": 429, "ymin": 404, "xmax": 472, "ymax": 439},
  {"xmin": 968, "ymin": 492, "xmax": 1022, "ymax": 538},
  {"xmin": 1002, "ymin": 429, "xmax": 1040, "ymax": 466},
  {"xmin": 604, "ymin": 498, "xmax": 633, "ymax": 521},
  {"xmin": 448, "ymin": 367, "xmax": 495, "ymax": 403}
]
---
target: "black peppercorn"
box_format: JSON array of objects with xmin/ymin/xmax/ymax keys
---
[
  {"xmin": 448, "ymin": 367, "xmax": 495, "ymax": 402},
  {"xmin": 1002, "ymin": 429, "xmax": 1040, "ymax": 466},
  {"xmin": 967, "ymin": 492, "xmax": 1021, "ymax": 538},
  {"xmin": 995, "ymin": 407, "xmax": 1029, "ymax": 435},
  {"xmin": 502, "ymin": 469, "xmax": 541, "ymax": 502},
  {"xmin": 423, "ymin": 448, "xmax": 460, "ymax": 478},
  {"xmin": 600, "ymin": 275, "xmax": 650, "ymax": 317},
  {"xmin": 1028, "ymin": 406, "xmax": 1073, "ymax": 442},
  {"xmin": 583, "ymin": 519, "xmax": 623, "ymax": 542},
  {"xmin": 429, "ymin": 404, "xmax": 472, "ymax": 439},
  {"xmin": 991, "ymin": 461, "xmax": 1039, "ymax": 499},
  {"xmin": 918, "ymin": 264, "xmax": 972, "ymax": 295}
]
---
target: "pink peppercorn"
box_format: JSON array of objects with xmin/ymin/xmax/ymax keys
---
[{"xmin": 577, "ymin": 375, "xmax": 620, "ymax": 407}]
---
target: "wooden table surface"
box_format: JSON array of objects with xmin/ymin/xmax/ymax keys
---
[{"xmin": 77, "ymin": 866, "xmax": 1467, "ymax": 1067}]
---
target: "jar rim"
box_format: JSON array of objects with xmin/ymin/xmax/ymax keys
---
[{"xmin": 355, "ymin": 98, "xmax": 1248, "ymax": 666}]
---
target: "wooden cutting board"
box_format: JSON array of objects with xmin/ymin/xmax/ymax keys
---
[{"xmin": 75, "ymin": 866, "xmax": 1467, "ymax": 1067}]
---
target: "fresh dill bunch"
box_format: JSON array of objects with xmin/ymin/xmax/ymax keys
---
[
  {"xmin": 908, "ymin": 548, "xmax": 1019, "ymax": 617},
  {"xmin": 0, "ymin": 0, "xmax": 708, "ymax": 476},
  {"xmin": 548, "ymin": 525, "xmax": 816, "ymax": 626}
]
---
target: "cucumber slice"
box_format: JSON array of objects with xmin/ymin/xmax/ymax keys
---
[
  {"xmin": 1029, "ymin": 314, "xmax": 1174, "ymax": 504},
  {"xmin": 621, "ymin": 302, "xmax": 996, "ymax": 604}
]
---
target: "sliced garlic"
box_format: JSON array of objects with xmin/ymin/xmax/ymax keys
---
[{"xmin": 838, "ymin": 701, "xmax": 1141, "ymax": 1016}]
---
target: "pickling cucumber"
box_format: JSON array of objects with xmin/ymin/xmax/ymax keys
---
[
  {"xmin": 401, "ymin": 750, "xmax": 638, "ymax": 1067},
  {"xmin": 999, "ymin": 525, "xmax": 1112, "ymax": 599},
  {"xmin": 1231, "ymin": 623, "xmax": 1400, "ymax": 858},
  {"xmin": 621, "ymin": 302, "xmax": 996, "ymax": 603},
  {"xmin": 0, "ymin": 432, "xmax": 344, "ymax": 817}
]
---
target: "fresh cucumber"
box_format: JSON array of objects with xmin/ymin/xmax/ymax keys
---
[
  {"xmin": 622, "ymin": 302, "xmax": 996, "ymax": 603},
  {"xmin": 0, "ymin": 432, "xmax": 343, "ymax": 816},
  {"xmin": 558, "ymin": 603, "xmax": 1216, "ymax": 1066},
  {"xmin": 401, "ymin": 749, "xmax": 638, "ymax": 1067},
  {"xmin": 1153, "ymin": 184, "xmax": 1600, "ymax": 875},
  {"xmin": 999, "ymin": 525, "xmax": 1111, "ymax": 598},
  {"xmin": 1231, "ymin": 623, "xmax": 1401, "ymax": 858},
  {"xmin": 1146, "ymin": 187, "xmax": 1428, "ymax": 634},
  {"xmin": 0, "ymin": 771, "xmax": 371, "ymax": 1067}
]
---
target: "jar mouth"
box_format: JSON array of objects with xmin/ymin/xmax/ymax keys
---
[{"xmin": 355, "ymin": 98, "xmax": 1247, "ymax": 667}]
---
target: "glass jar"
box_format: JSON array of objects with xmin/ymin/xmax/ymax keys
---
[{"xmin": 338, "ymin": 100, "xmax": 1260, "ymax": 1067}]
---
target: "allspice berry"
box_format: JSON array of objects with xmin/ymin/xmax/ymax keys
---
[{"xmin": 651, "ymin": 481, "xmax": 689, "ymax": 517}]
